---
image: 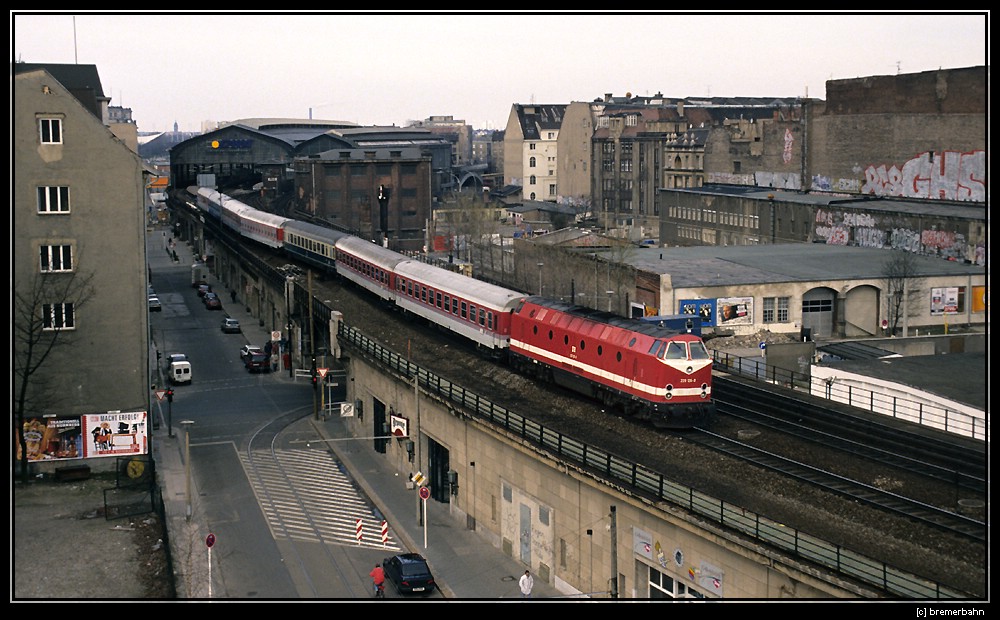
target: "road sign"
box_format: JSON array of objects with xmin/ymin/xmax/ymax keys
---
[
  {"xmin": 881, "ymin": 319, "xmax": 889, "ymax": 329},
  {"xmin": 317, "ymin": 368, "xmax": 329, "ymax": 378},
  {"xmin": 412, "ymin": 471, "xmax": 426, "ymax": 486},
  {"xmin": 206, "ymin": 533, "xmax": 216, "ymax": 548},
  {"xmin": 419, "ymin": 486, "xmax": 430, "ymax": 500},
  {"xmin": 155, "ymin": 390, "xmax": 167, "ymax": 401},
  {"xmin": 759, "ymin": 341, "xmax": 767, "ymax": 350}
]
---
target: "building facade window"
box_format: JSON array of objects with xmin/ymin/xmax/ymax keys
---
[
  {"xmin": 39, "ymin": 244, "xmax": 73, "ymax": 272},
  {"xmin": 548, "ymin": 184, "xmax": 556, "ymax": 196},
  {"xmin": 37, "ymin": 186, "xmax": 70, "ymax": 214},
  {"xmin": 39, "ymin": 117, "xmax": 63, "ymax": 144},
  {"xmin": 529, "ymin": 156, "xmax": 536, "ymax": 168},
  {"xmin": 530, "ymin": 175, "xmax": 536, "ymax": 185},
  {"xmin": 647, "ymin": 565, "xmax": 707, "ymax": 599},
  {"xmin": 530, "ymin": 192, "xmax": 536, "ymax": 200},
  {"xmin": 42, "ymin": 302, "xmax": 75, "ymax": 330}
]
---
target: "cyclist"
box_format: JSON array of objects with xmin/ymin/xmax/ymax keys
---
[{"xmin": 369, "ymin": 563, "xmax": 385, "ymax": 597}]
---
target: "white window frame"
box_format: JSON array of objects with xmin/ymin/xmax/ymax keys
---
[
  {"xmin": 40, "ymin": 244, "xmax": 73, "ymax": 272},
  {"xmin": 37, "ymin": 186, "xmax": 71, "ymax": 214},
  {"xmin": 42, "ymin": 302, "xmax": 75, "ymax": 330},
  {"xmin": 39, "ymin": 117, "xmax": 63, "ymax": 144}
]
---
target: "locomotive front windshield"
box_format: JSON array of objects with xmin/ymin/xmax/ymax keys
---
[{"xmin": 650, "ymin": 338, "xmax": 712, "ymax": 361}]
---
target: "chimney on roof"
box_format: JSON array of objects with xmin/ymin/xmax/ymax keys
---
[
  {"xmin": 677, "ymin": 101, "xmax": 684, "ymax": 117},
  {"xmin": 604, "ymin": 93, "xmax": 612, "ymax": 103}
]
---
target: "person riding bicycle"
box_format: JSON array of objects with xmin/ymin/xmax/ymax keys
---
[{"xmin": 370, "ymin": 563, "xmax": 385, "ymax": 596}]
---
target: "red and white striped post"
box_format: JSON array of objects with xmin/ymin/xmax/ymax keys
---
[
  {"xmin": 381, "ymin": 520, "xmax": 388, "ymax": 547},
  {"xmin": 356, "ymin": 518, "xmax": 363, "ymax": 545}
]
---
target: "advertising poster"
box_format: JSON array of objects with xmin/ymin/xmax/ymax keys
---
[
  {"xmin": 81, "ymin": 411, "xmax": 149, "ymax": 458},
  {"xmin": 930, "ymin": 287, "xmax": 960, "ymax": 315},
  {"xmin": 679, "ymin": 299, "xmax": 716, "ymax": 326},
  {"xmin": 716, "ymin": 296, "xmax": 754, "ymax": 326},
  {"xmin": 17, "ymin": 415, "xmax": 84, "ymax": 462}
]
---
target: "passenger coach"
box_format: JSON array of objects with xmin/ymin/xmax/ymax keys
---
[{"xmin": 394, "ymin": 260, "xmax": 524, "ymax": 355}]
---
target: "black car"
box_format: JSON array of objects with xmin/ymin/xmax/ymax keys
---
[
  {"xmin": 245, "ymin": 352, "xmax": 271, "ymax": 373},
  {"xmin": 382, "ymin": 553, "xmax": 436, "ymax": 595}
]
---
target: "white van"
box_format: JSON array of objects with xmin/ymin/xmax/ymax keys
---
[{"xmin": 169, "ymin": 360, "xmax": 192, "ymax": 385}]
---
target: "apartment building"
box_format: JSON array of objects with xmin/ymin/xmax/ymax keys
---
[{"xmin": 13, "ymin": 64, "xmax": 150, "ymax": 444}]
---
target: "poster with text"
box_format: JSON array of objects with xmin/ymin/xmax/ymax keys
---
[
  {"xmin": 716, "ymin": 296, "xmax": 754, "ymax": 326},
  {"xmin": 81, "ymin": 411, "xmax": 149, "ymax": 458}
]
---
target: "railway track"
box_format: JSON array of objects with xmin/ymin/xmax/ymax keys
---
[
  {"xmin": 712, "ymin": 375, "xmax": 987, "ymax": 493},
  {"xmin": 684, "ymin": 427, "xmax": 986, "ymax": 542}
]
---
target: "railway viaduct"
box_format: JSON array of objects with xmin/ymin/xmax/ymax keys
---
[{"xmin": 189, "ymin": 222, "xmax": 962, "ymax": 600}]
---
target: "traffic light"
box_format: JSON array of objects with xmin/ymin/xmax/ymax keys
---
[{"xmin": 166, "ymin": 388, "xmax": 174, "ymax": 403}]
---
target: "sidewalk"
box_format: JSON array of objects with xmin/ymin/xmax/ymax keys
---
[{"xmin": 151, "ymin": 232, "xmax": 573, "ymax": 601}]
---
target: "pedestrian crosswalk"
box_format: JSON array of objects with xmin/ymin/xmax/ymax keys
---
[{"xmin": 243, "ymin": 448, "xmax": 401, "ymax": 551}]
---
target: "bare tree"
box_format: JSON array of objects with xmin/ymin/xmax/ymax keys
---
[
  {"xmin": 881, "ymin": 250, "xmax": 923, "ymax": 336},
  {"xmin": 13, "ymin": 269, "xmax": 95, "ymax": 482}
]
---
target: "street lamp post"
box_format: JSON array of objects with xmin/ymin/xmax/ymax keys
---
[
  {"xmin": 180, "ymin": 420, "xmax": 195, "ymax": 521},
  {"xmin": 537, "ymin": 262, "xmax": 544, "ymax": 295},
  {"xmin": 606, "ymin": 290, "xmax": 614, "ymax": 313}
]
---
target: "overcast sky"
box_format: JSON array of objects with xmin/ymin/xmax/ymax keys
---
[{"xmin": 11, "ymin": 11, "xmax": 989, "ymax": 134}]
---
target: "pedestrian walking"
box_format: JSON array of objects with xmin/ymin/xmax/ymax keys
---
[
  {"xmin": 230, "ymin": 289, "xmax": 237, "ymax": 303},
  {"xmin": 519, "ymin": 570, "xmax": 534, "ymax": 598}
]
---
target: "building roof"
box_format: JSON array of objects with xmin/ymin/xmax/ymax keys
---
[
  {"xmin": 615, "ymin": 243, "xmax": 984, "ymax": 289},
  {"xmin": 817, "ymin": 351, "xmax": 987, "ymax": 412},
  {"xmin": 12, "ymin": 62, "xmax": 106, "ymax": 120}
]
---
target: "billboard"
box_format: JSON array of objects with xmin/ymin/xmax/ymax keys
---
[{"xmin": 17, "ymin": 411, "xmax": 149, "ymax": 463}]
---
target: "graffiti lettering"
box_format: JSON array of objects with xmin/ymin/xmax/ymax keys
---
[{"xmin": 861, "ymin": 150, "xmax": 985, "ymax": 201}]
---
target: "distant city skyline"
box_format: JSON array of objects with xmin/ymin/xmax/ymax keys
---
[{"xmin": 12, "ymin": 11, "xmax": 989, "ymax": 133}]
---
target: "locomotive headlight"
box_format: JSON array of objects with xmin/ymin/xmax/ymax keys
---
[
  {"xmin": 701, "ymin": 383, "xmax": 709, "ymax": 399},
  {"xmin": 686, "ymin": 366, "xmax": 693, "ymax": 374},
  {"xmin": 665, "ymin": 384, "xmax": 673, "ymax": 400}
]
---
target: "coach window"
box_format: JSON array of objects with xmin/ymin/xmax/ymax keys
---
[
  {"xmin": 479, "ymin": 311, "xmax": 486, "ymax": 327},
  {"xmin": 444, "ymin": 294, "xmax": 450, "ymax": 310},
  {"xmin": 629, "ymin": 337, "xmax": 637, "ymax": 348},
  {"xmin": 421, "ymin": 287, "xmax": 427, "ymax": 303},
  {"xmin": 470, "ymin": 306, "xmax": 477, "ymax": 323},
  {"xmin": 436, "ymin": 292, "xmax": 442, "ymax": 308},
  {"xmin": 408, "ymin": 282, "xmax": 413, "ymax": 296},
  {"xmin": 461, "ymin": 301, "xmax": 467, "ymax": 319},
  {"xmin": 452, "ymin": 298, "xmax": 459, "ymax": 315},
  {"xmin": 487, "ymin": 312, "xmax": 493, "ymax": 329}
]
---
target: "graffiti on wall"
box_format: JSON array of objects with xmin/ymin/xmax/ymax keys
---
[
  {"xmin": 811, "ymin": 175, "xmax": 862, "ymax": 193},
  {"xmin": 860, "ymin": 150, "xmax": 986, "ymax": 201},
  {"xmin": 754, "ymin": 171, "xmax": 802, "ymax": 190},
  {"xmin": 814, "ymin": 208, "xmax": 972, "ymax": 261}
]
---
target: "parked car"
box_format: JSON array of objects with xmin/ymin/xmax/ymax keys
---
[
  {"xmin": 203, "ymin": 292, "xmax": 222, "ymax": 310},
  {"xmin": 197, "ymin": 283, "xmax": 212, "ymax": 297},
  {"xmin": 221, "ymin": 317, "xmax": 241, "ymax": 333},
  {"xmin": 240, "ymin": 344, "xmax": 263, "ymax": 361},
  {"xmin": 147, "ymin": 295, "xmax": 162, "ymax": 311},
  {"xmin": 382, "ymin": 553, "xmax": 436, "ymax": 595},
  {"xmin": 245, "ymin": 352, "xmax": 271, "ymax": 373}
]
